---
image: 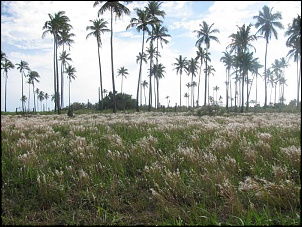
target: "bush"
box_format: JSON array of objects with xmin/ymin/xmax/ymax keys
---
[{"xmin": 195, "ymin": 104, "xmax": 226, "ymax": 116}]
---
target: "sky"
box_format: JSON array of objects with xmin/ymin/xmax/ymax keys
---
[{"xmin": 1, "ymin": 1, "xmax": 301, "ymax": 112}]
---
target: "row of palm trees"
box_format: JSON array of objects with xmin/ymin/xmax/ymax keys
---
[
  {"xmin": 3, "ymin": 3, "xmax": 300, "ymax": 113},
  {"xmin": 1, "ymin": 50, "xmax": 77, "ymax": 112}
]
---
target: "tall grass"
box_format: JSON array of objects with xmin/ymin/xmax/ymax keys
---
[{"xmin": 1, "ymin": 112, "xmax": 300, "ymax": 225}]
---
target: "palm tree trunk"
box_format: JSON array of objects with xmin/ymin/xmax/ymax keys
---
[
  {"xmin": 4, "ymin": 72, "xmax": 7, "ymax": 112},
  {"xmin": 246, "ymin": 72, "xmax": 249, "ymax": 112},
  {"xmin": 53, "ymin": 39, "xmax": 57, "ymax": 112},
  {"xmin": 21, "ymin": 72, "xmax": 24, "ymax": 112},
  {"xmin": 241, "ymin": 70, "xmax": 244, "ymax": 113},
  {"xmin": 121, "ymin": 75, "xmax": 123, "ymax": 93},
  {"xmin": 136, "ymin": 30, "xmax": 145, "ymax": 112},
  {"xmin": 197, "ymin": 62, "xmax": 201, "ymax": 107},
  {"xmin": 69, "ymin": 78, "xmax": 71, "ymax": 109},
  {"xmin": 55, "ymin": 38, "xmax": 60, "ymax": 114},
  {"xmin": 204, "ymin": 48, "xmax": 208, "ymax": 106},
  {"xmin": 28, "ymin": 83, "xmax": 30, "ymax": 112},
  {"xmin": 97, "ymin": 40, "xmax": 104, "ymax": 111},
  {"xmin": 180, "ymin": 72, "xmax": 182, "ymax": 108},
  {"xmin": 110, "ymin": 8, "xmax": 116, "ymax": 113},
  {"xmin": 264, "ymin": 41, "xmax": 268, "ymax": 108},
  {"xmin": 297, "ymin": 59, "xmax": 301, "ymax": 109},
  {"xmin": 61, "ymin": 45, "xmax": 65, "ymax": 109},
  {"xmin": 33, "ymin": 83, "xmax": 36, "ymax": 112}
]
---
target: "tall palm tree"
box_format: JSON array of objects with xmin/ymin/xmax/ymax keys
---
[
  {"xmin": 16, "ymin": 60, "xmax": 30, "ymax": 112},
  {"xmin": 213, "ymin": 85, "xmax": 220, "ymax": 104},
  {"xmin": 127, "ymin": 8, "xmax": 156, "ymax": 112},
  {"xmin": 35, "ymin": 88, "xmax": 40, "ymax": 111},
  {"xmin": 195, "ymin": 46, "xmax": 207, "ymax": 107},
  {"xmin": 146, "ymin": 42, "xmax": 159, "ymax": 110},
  {"xmin": 65, "ymin": 65, "xmax": 77, "ymax": 109},
  {"xmin": 145, "ymin": 1, "xmax": 166, "ymax": 111},
  {"xmin": 38, "ymin": 90, "xmax": 45, "ymax": 112},
  {"xmin": 86, "ymin": 18, "xmax": 110, "ymax": 111},
  {"xmin": 117, "ymin": 66, "xmax": 129, "ymax": 94},
  {"xmin": 151, "ymin": 63, "xmax": 165, "ymax": 107},
  {"xmin": 58, "ymin": 50, "xmax": 72, "ymax": 108},
  {"xmin": 186, "ymin": 57, "xmax": 199, "ymax": 108},
  {"xmin": 172, "ymin": 55, "xmax": 188, "ymax": 108},
  {"xmin": 184, "ymin": 92, "xmax": 189, "ymax": 108},
  {"xmin": 28, "ymin": 71, "xmax": 40, "ymax": 112},
  {"xmin": 285, "ymin": 15, "xmax": 301, "ymax": 109},
  {"xmin": 42, "ymin": 11, "xmax": 72, "ymax": 113},
  {"xmin": 191, "ymin": 81, "xmax": 197, "ymax": 107},
  {"xmin": 141, "ymin": 80, "xmax": 148, "ymax": 106},
  {"xmin": 194, "ymin": 21, "xmax": 220, "ymax": 106},
  {"xmin": 204, "ymin": 64, "xmax": 216, "ymax": 105},
  {"xmin": 93, "ymin": 1, "xmax": 132, "ymax": 113},
  {"xmin": 1, "ymin": 58, "xmax": 15, "ymax": 112},
  {"xmin": 58, "ymin": 27, "xmax": 75, "ymax": 109},
  {"xmin": 44, "ymin": 93, "xmax": 49, "ymax": 111},
  {"xmin": 220, "ymin": 50, "xmax": 233, "ymax": 110},
  {"xmin": 148, "ymin": 22, "xmax": 170, "ymax": 108},
  {"xmin": 20, "ymin": 95, "xmax": 27, "ymax": 111},
  {"xmin": 253, "ymin": 5, "xmax": 284, "ymax": 108},
  {"xmin": 136, "ymin": 51, "xmax": 148, "ymax": 106}
]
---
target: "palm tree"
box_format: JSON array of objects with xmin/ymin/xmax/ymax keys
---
[
  {"xmin": 204, "ymin": 64, "xmax": 216, "ymax": 105},
  {"xmin": 20, "ymin": 95, "xmax": 27, "ymax": 111},
  {"xmin": 186, "ymin": 58, "xmax": 199, "ymax": 108},
  {"xmin": 44, "ymin": 93, "xmax": 49, "ymax": 111},
  {"xmin": 93, "ymin": 1, "xmax": 132, "ymax": 113},
  {"xmin": 42, "ymin": 11, "xmax": 72, "ymax": 113},
  {"xmin": 58, "ymin": 50, "xmax": 72, "ymax": 108},
  {"xmin": 38, "ymin": 90, "xmax": 45, "ymax": 112},
  {"xmin": 16, "ymin": 60, "xmax": 30, "ymax": 112},
  {"xmin": 35, "ymin": 88, "xmax": 40, "ymax": 111},
  {"xmin": 213, "ymin": 85, "xmax": 220, "ymax": 104},
  {"xmin": 172, "ymin": 55, "xmax": 188, "ymax": 108},
  {"xmin": 191, "ymin": 81, "xmax": 197, "ymax": 107},
  {"xmin": 136, "ymin": 51, "xmax": 148, "ymax": 106},
  {"xmin": 253, "ymin": 5, "xmax": 284, "ymax": 108},
  {"xmin": 165, "ymin": 95, "xmax": 170, "ymax": 107},
  {"xmin": 184, "ymin": 92, "xmax": 189, "ymax": 108},
  {"xmin": 28, "ymin": 71, "xmax": 40, "ymax": 112},
  {"xmin": 58, "ymin": 27, "xmax": 75, "ymax": 109},
  {"xmin": 195, "ymin": 46, "xmax": 207, "ymax": 107},
  {"xmin": 151, "ymin": 63, "xmax": 166, "ymax": 108},
  {"xmin": 145, "ymin": 1, "xmax": 166, "ymax": 111},
  {"xmin": 220, "ymin": 51, "xmax": 233, "ymax": 110},
  {"xmin": 1, "ymin": 58, "xmax": 15, "ymax": 112},
  {"xmin": 146, "ymin": 42, "xmax": 159, "ymax": 110},
  {"xmin": 127, "ymin": 8, "xmax": 158, "ymax": 111},
  {"xmin": 117, "ymin": 66, "xmax": 129, "ymax": 94},
  {"xmin": 148, "ymin": 22, "xmax": 170, "ymax": 108},
  {"xmin": 65, "ymin": 65, "xmax": 77, "ymax": 109},
  {"xmin": 285, "ymin": 15, "xmax": 301, "ymax": 109},
  {"xmin": 194, "ymin": 21, "xmax": 220, "ymax": 106},
  {"xmin": 141, "ymin": 80, "xmax": 148, "ymax": 106},
  {"xmin": 86, "ymin": 18, "xmax": 110, "ymax": 111}
]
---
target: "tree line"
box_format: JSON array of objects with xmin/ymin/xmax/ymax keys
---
[{"xmin": 1, "ymin": 2, "xmax": 301, "ymax": 113}]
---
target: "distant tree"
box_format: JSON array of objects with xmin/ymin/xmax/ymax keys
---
[
  {"xmin": 93, "ymin": 1, "xmax": 132, "ymax": 113},
  {"xmin": 28, "ymin": 71, "xmax": 40, "ymax": 112},
  {"xmin": 253, "ymin": 5, "xmax": 284, "ymax": 108},
  {"xmin": 117, "ymin": 66, "xmax": 129, "ymax": 94},
  {"xmin": 173, "ymin": 55, "xmax": 188, "ymax": 108},
  {"xmin": 16, "ymin": 60, "xmax": 31, "ymax": 112},
  {"xmin": 1, "ymin": 58, "xmax": 15, "ymax": 112},
  {"xmin": 65, "ymin": 65, "xmax": 77, "ymax": 109}
]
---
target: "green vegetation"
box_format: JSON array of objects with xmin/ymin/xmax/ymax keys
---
[{"xmin": 1, "ymin": 112, "xmax": 300, "ymax": 225}]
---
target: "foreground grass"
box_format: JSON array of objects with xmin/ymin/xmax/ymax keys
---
[{"xmin": 1, "ymin": 112, "xmax": 300, "ymax": 225}]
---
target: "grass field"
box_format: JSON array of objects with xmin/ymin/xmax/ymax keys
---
[{"xmin": 1, "ymin": 111, "xmax": 301, "ymax": 225}]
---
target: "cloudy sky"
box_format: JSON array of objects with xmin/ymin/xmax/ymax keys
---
[{"xmin": 1, "ymin": 1, "xmax": 301, "ymax": 112}]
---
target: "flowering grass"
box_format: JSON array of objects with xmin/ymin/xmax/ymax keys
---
[{"xmin": 1, "ymin": 112, "xmax": 300, "ymax": 225}]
